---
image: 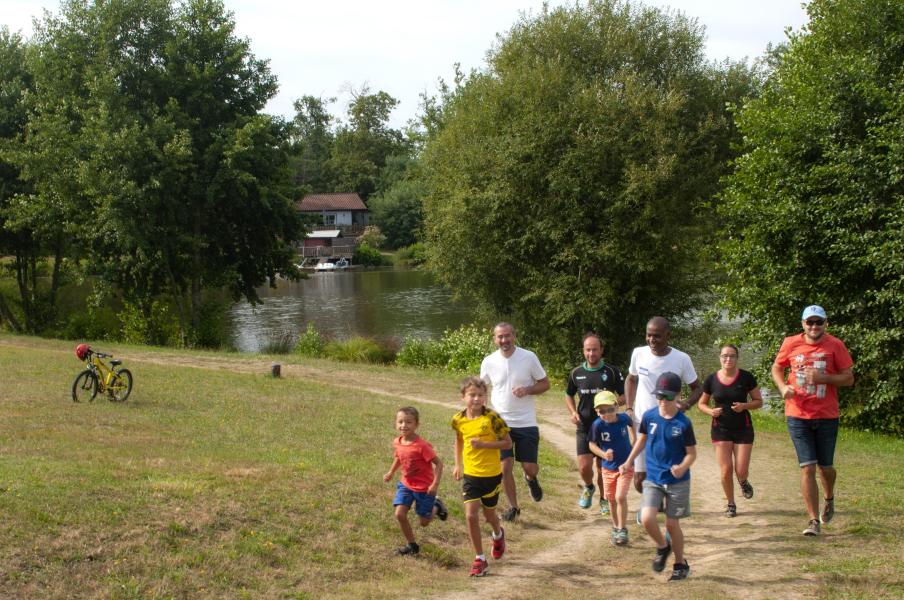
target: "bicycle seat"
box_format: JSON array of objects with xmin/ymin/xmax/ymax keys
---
[{"xmin": 110, "ymin": 359, "xmax": 122, "ymax": 367}]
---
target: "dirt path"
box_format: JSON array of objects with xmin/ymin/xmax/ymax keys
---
[{"xmin": 3, "ymin": 338, "xmax": 820, "ymax": 597}]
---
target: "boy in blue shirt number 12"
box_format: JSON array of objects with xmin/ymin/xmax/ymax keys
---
[
  {"xmin": 588, "ymin": 391, "xmax": 636, "ymax": 546},
  {"xmin": 620, "ymin": 372, "xmax": 696, "ymax": 582}
]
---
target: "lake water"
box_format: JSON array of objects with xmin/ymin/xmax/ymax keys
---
[{"xmin": 229, "ymin": 269, "xmax": 475, "ymax": 352}]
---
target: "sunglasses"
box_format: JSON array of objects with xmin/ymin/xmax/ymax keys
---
[
  {"xmin": 805, "ymin": 319, "xmax": 825, "ymax": 326},
  {"xmin": 656, "ymin": 394, "xmax": 676, "ymax": 401},
  {"xmin": 596, "ymin": 406, "xmax": 616, "ymax": 414}
]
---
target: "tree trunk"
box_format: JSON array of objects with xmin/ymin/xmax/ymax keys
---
[
  {"xmin": 0, "ymin": 293, "xmax": 22, "ymax": 332},
  {"xmin": 48, "ymin": 233, "xmax": 64, "ymax": 309}
]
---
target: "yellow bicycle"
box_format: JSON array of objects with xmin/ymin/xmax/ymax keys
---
[{"xmin": 72, "ymin": 343, "xmax": 133, "ymax": 402}]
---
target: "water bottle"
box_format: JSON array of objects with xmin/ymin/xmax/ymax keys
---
[{"xmin": 814, "ymin": 359, "xmax": 826, "ymax": 398}]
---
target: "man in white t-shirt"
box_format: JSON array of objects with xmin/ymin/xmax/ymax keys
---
[
  {"xmin": 480, "ymin": 322, "xmax": 550, "ymax": 522},
  {"xmin": 625, "ymin": 316, "xmax": 701, "ymax": 494}
]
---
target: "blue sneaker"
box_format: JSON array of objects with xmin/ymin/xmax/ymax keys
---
[
  {"xmin": 578, "ymin": 484, "xmax": 595, "ymax": 509},
  {"xmin": 599, "ymin": 498, "xmax": 610, "ymax": 515}
]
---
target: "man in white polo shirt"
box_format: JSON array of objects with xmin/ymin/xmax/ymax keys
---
[
  {"xmin": 625, "ymin": 317, "xmax": 701, "ymax": 496},
  {"xmin": 480, "ymin": 322, "xmax": 550, "ymax": 522}
]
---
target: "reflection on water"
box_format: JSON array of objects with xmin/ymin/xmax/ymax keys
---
[{"xmin": 230, "ymin": 269, "xmax": 475, "ymax": 352}]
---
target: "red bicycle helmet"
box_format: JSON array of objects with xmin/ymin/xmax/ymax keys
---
[{"xmin": 75, "ymin": 343, "xmax": 91, "ymax": 361}]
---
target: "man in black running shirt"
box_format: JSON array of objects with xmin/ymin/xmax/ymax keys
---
[{"xmin": 565, "ymin": 333, "xmax": 625, "ymax": 511}]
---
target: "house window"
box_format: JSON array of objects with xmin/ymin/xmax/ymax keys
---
[{"xmin": 323, "ymin": 213, "xmax": 336, "ymax": 225}]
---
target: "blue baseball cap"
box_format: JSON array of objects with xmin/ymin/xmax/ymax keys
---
[{"xmin": 801, "ymin": 305, "xmax": 827, "ymax": 320}]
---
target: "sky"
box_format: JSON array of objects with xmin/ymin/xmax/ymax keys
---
[{"xmin": 3, "ymin": 0, "xmax": 810, "ymax": 129}]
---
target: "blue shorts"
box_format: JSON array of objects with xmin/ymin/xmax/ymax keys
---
[
  {"xmin": 501, "ymin": 426, "xmax": 540, "ymax": 463},
  {"xmin": 786, "ymin": 416, "xmax": 838, "ymax": 467},
  {"xmin": 393, "ymin": 482, "xmax": 436, "ymax": 518}
]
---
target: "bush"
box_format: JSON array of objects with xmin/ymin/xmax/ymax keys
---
[
  {"xmin": 324, "ymin": 337, "xmax": 395, "ymax": 364},
  {"xmin": 353, "ymin": 243, "xmax": 388, "ymax": 267},
  {"xmin": 397, "ymin": 324, "xmax": 492, "ymax": 372},
  {"xmin": 189, "ymin": 296, "xmax": 231, "ymax": 349},
  {"xmin": 396, "ymin": 337, "xmax": 445, "ymax": 368},
  {"xmin": 356, "ymin": 225, "xmax": 387, "ymax": 249},
  {"xmin": 394, "ymin": 243, "xmax": 427, "ymax": 267},
  {"xmin": 119, "ymin": 300, "xmax": 181, "ymax": 346},
  {"xmin": 294, "ymin": 323, "xmax": 326, "ymax": 357},
  {"xmin": 59, "ymin": 305, "xmax": 121, "ymax": 341},
  {"xmin": 260, "ymin": 330, "xmax": 296, "ymax": 354}
]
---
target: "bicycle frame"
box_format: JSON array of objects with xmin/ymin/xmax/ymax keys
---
[{"xmin": 85, "ymin": 351, "xmax": 118, "ymax": 393}]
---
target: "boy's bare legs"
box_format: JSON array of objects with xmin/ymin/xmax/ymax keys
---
[
  {"xmin": 483, "ymin": 505, "xmax": 502, "ymax": 537},
  {"xmin": 608, "ymin": 493, "xmax": 620, "ymax": 529},
  {"xmin": 395, "ymin": 505, "xmax": 416, "ymax": 544},
  {"xmin": 715, "ymin": 443, "xmax": 736, "ymax": 503},
  {"xmin": 614, "ymin": 474, "xmax": 631, "ymax": 530},
  {"xmin": 665, "ymin": 517, "xmax": 685, "ymax": 564},
  {"xmin": 641, "ymin": 506, "xmax": 664, "ymax": 544},
  {"xmin": 464, "ymin": 501, "xmax": 485, "ymax": 556}
]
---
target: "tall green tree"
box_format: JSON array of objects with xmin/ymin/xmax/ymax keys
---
[
  {"xmin": 421, "ymin": 0, "xmax": 757, "ymax": 365},
  {"xmin": 0, "ymin": 27, "xmax": 33, "ymax": 331},
  {"xmin": 369, "ymin": 178, "xmax": 425, "ymax": 249},
  {"xmin": 718, "ymin": 0, "xmax": 904, "ymax": 433},
  {"xmin": 14, "ymin": 0, "xmax": 302, "ymax": 339},
  {"xmin": 325, "ymin": 87, "xmax": 408, "ymax": 200},
  {"xmin": 290, "ymin": 94, "xmax": 335, "ymax": 192}
]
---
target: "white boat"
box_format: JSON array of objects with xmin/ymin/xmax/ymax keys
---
[{"xmin": 314, "ymin": 258, "xmax": 349, "ymax": 272}]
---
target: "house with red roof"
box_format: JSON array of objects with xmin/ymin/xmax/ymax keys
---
[
  {"xmin": 295, "ymin": 193, "xmax": 369, "ymax": 262},
  {"xmin": 295, "ymin": 193, "xmax": 369, "ymax": 236}
]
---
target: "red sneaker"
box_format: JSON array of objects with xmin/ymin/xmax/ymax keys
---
[
  {"xmin": 469, "ymin": 557, "xmax": 489, "ymax": 577},
  {"xmin": 491, "ymin": 527, "xmax": 506, "ymax": 559}
]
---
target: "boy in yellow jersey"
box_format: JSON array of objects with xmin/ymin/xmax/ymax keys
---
[{"xmin": 452, "ymin": 376, "xmax": 513, "ymax": 577}]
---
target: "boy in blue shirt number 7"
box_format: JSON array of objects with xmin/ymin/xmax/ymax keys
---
[{"xmin": 620, "ymin": 372, "xmax": 696, "ymax": 582}]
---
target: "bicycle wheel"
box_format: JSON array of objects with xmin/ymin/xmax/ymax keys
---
[
  {"xmin": 72, "ymin": 370, "xmax": 98, "ymax": 402},
  {"xmin": 108, "ymin": 368, "xmax": 133, "ymax": 402}
]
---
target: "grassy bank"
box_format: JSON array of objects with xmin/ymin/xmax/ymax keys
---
[{"xmin": 1, "ymin": 334, "xmax": 903, "ymax": 598}]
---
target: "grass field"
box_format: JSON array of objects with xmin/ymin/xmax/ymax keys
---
[
  {"xmin": 0, "ymin": 336, "xmax": 577, "ymax": 598},
  {"xmin": 1, "ymin": 334, "xmax": 903, "ymax": 598}
]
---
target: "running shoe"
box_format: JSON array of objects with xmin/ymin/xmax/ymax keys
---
[
  {"xmin": 652, "ymin": 542, "xmax": 672, "ymax": 572},
  {"xmin": 434, "ymin": 497, "xmax": 448, "ymax": 521},
  {"xmin": 725, "ymin": 502, "xmax": 737, "ymax": 518},
  {"xmin": 525, "ymin": 474, "xmax": 543, "ymax": 502},
  {"xmin": 821, "ymin": 497, "xmax": 835, "ymax": 523},
  {"xmin": 599, "ymin": 498, "xmax": 610, "ymax": 515},
  {"xmin": 803, "ymin": 519, "xmax": 821, "ymax": 536},
  {"xmin": 395, "ymin": 542, "xmax": 419, "ymax": 556},
  {"xmin": 636, "ymin": 510, "xmax": 642, "ymax": 526},
  {"xmin": 668, "ymin": 561, "xmax": 690, "ymax": 581},
  {"xmin": 739, "ymin": 479, "xmax": 754, "ymax": 499},
  {"xmin": 615, "ymin": 528, "xmax": 629, "ymax": 546},
  {"xmin": 610, "ymin": 527, "xmax": 619, "ymax": 545},
  {"xmin": 501, "ymin": 506, "xmax": 521, "ymax": 522},
  {"xmin": 578, "ymin": 484, "xmax": 595, "ymax": 509},
  {"xmin": 491, "ymin": 527, "xmax": 506, "ymax": 559},
  {"xmin": 469, "ymin": 557, "xmax": 489, "ymax": 577}
]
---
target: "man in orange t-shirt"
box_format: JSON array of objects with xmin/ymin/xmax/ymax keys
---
[{"xmin": 771, "ymin": 305, "xmax": 854, "ymax": 536}]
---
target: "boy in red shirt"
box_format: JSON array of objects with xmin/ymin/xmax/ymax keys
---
[
  {"xmin": 384, "ymin": 406, "xmax": 448, "ymax": 555},
  {"xmin": 771, "ymin": 305, "xmax": 854, "ymax": 536}
]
